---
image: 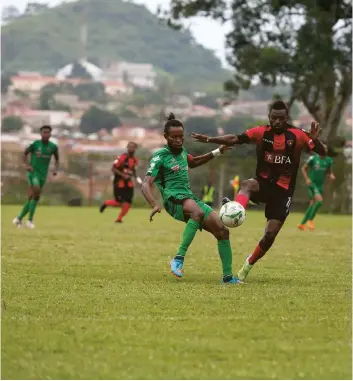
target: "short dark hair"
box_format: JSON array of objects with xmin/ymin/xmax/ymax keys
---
[
  {"xmin": 269, "ymin": 100, "xmax": 288, "ymax": 113},
  {"xmin": 164, "ymin": 112, "xmax": 184, "ymax": 134},
  {"xmin": 40, "ymin": 125, "xmax": 52, "ymax": 132},
  {"xmin": 127, "ymin": 141, "xmax": 138, "ymax": 148}
]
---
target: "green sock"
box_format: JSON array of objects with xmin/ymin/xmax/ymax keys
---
[
  {"xmin": 28, "ymin": 199, "xmax": 38, "ymax": 221},
  {"xmin": 218, "ymin": 240, "xmax": 233, "ymax": 277},
  {"xmin": 177, "ymin": 219, "xmax": 200, "ymax": 256},
  {"xmin": 18, "ymin": 201, "xmax": 30, "ymax": 220},
  {"xmin": 301, "ymin": 204, "xmax": 314, "ymax": 224},
  {"xmin": 308, "ymin": 201, "xmax": 323, "ymax": 221}
]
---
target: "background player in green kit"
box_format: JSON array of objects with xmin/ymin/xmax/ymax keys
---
[
  {"xmin": 298, "ymin": 144, "xmax": 335, "ymax": 231},
  {"xmin": 141, "ymin": 113, "xmax": 242, "ymax": 284},
  {"xmin": 13, "ymin": 125, "xmax": 59, "ymax": 229}
]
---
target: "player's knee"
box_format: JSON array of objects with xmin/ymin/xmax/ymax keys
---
[
  {"xmin": 315, "ymin": 194, "xmax": 323, "ymax": 202},
  {"xmin": 32, "ymin": 187, "xmax": 41, "ymax": 199},
  {"xmin": 216, "ymin": 225, "xmax": 229, "ymax": 240},
  {"xmin": 191, "ymin": 209, "xmax": 205, "ymax": 223}
]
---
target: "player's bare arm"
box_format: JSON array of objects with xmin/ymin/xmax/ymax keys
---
[
  {"xmin": 301, "ymin": 163, "xmax": 312, "ymax": 186},
  {"xmin": 112, "ymin": 165, "xmax": 129, "ymax": 180},
  {"xmin": 329, "ymin": 168, "xmax": 336, "ymax": 182},
  {"xmin": 53, "ymin": 147, "xmax": 59, "ymax": 176},
  {"xmin": 23, "ymin": 147, "xmax": 33, "ymax": 171},
  {"xmin": 188, "ymin": 145, "xmax": 229, "ymax": 168},
  {"xmin": 141, "ymin": 175, "xmax": 161, "ymax": 221},
  {"xmin": 132, "ymin": 167, "xmax": 143, "ymax": 185},
  {"xmin": 191, "ymin": 132, "xmax": 239, "ymax": 146}
]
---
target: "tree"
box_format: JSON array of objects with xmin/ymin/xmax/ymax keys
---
[
  {"xmin": 2, "ymin": 116, "xmax": 23, "ymax": 132},
  {"xmin": 194, "ymin": 94, "xmax": 219, "ymax": 109},
  {"xmin": 2, "ymin": 5, "xmax": 20, "ymax": 22},
  {"xmin": 184, "ymin": 117, "xmax": 219, "ymax": 136},
  {"xmin": 38, "ymin": 84, "xmax": 71, "ymax": 111},
  {"xmin": 80, "ymin": 106, "xmax": 121, "ymax": 134},
  {"xmin": 166, "ymin": 0, "xmax": 352, "ymax": 141},
  {"xmin": 25, "ymin": 2, "xmax": 48, "ymax": 16},
  {"xmin": 73, "ymin": 82, "xmax": 107, "ymax": 102},
  {"xmin": 68, "ymin": 62, "xmax": 93, "ymax": 80}
]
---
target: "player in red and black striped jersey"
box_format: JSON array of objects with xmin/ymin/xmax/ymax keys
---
[
  {"xmin": 192, "ymin": 100, "xmax": 326, "ymax": 281},
  {"xmin": 100, "ymin": 142, "xmax": 141, "ymax": 223}
]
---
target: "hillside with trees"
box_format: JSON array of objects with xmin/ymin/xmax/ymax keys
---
[{"xmin": 1, "ymin": 0, "xmax": 228, "ymax": 89}]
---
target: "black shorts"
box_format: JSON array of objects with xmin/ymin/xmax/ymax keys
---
[
  {"xmin": 250, "ymin": 178, "xmax": 293, "ymax": 222},
  {"xmin": 113, "ymin": 185, "xmax": 134, "ymax": 204}
]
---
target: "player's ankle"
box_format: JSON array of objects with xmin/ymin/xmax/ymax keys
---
[
  {"xmin": 222, "ymin": 274, "xmax": 233, "ymax": 283},
  {"xmin": 174, "ymin": 255, "xmax": 185, "ymax": 261}
]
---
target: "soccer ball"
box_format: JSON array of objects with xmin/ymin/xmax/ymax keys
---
[{"xmin": 219, "ymin": 201, "xmax": 246, "ymax": 228}]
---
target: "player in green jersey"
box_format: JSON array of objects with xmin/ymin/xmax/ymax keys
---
[
  {"xmin": 141, "ymin": 113, "xmax": 242, "ymax": 284},
  {"xmin": 298, "ymin": 144, "xmax": 335, "ymax": 231},
  {"xmin": 13, "ymin": 125, "xmax": 59, "ymax": 228}
]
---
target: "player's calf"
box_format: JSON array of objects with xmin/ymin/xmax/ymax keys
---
[{"xmin": 238, "ymin": 220, "xmax": 282, "ymax": 281}]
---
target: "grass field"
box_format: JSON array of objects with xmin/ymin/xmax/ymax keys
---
[{"xmin": 2, "ymin": 205, "xmax": 352, "ymax": 379}]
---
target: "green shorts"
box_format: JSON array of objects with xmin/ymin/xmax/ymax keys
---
[
  {"xmin": 307, "ymin": 183, "xmax": 323, "ymax": 199},
  {"xmin": 27, "ymin": 172, "xmax": 46, "ymax": 189},
  {"xmin": 163, "ymin": 196, "xmax": 214, "ymax": 224}
]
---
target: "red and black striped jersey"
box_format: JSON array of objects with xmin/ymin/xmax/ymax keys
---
[
  {"xmin": 113, "ymin": 153, "xmax": 138, "ymax": 188},
  {"xmin": 238, "ymin": 125, "xmax": 315, "ymax": 190}
]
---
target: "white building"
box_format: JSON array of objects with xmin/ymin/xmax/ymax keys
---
[{"xmin": 103, "ymin": 61, "xmax": 156, "ymax": 89}]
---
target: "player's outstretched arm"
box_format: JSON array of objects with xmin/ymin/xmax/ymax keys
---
[
  {"xmin": 141, "ymin": 176, "xmax": 161, "ymax": 221},
  {"xmin": 188, "ymin": 145, "xmax": 229, "ymax": 169},
  {"xmin": 191, "ymin": 132, "xmax": 239, "ymax": 146}
]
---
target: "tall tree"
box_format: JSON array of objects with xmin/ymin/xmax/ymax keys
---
[
  {"xmin": 2, "ymin": 116, "xmax": 23, "ymax": 133},
  {"xmin": 166, "ymin": 0, "xmax": 352, "ymax": 141},
  {"xmin": 80, "ymin": 106, "xmax": 121, "ymax": 134}
]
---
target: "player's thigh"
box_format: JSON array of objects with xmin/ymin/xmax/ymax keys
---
[
  {"xmin": 250, "ymin": 178, "xmax": 269, "ymax": 204},
  {"xmin": 265, "ymin": 192, "xmax": 292, "ymax": 222},
  {"xmin": 164, "ymin": 199, "xmax": 185, "ymax": 222},
  {"xmin": 30, "ymin": 174, "xmax": 42, "ymax": 197},
  {"xmin": 182, "ymin": 198, "xmax": 206, "ymax": 221},
  {"xmin": 307, "ymin": 185, "xmax": 315, "ymax": 200},
  {"xmin": 313, "ymin": 186, "xmax": 323, "ymax": 202},
  {"xmin": 121, "ymin": 187, "xmax": 134, "ymax": 203},
  {"xmin": 202, "ymin": 210, "xmax": 227, "ymax": 236}
]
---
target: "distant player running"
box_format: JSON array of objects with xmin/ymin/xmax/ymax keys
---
[
  {"xmin": 142, "ymin": 113, "xmax": 242, "ymax": 284},
  {"xmin": 192, "ymin": 100, "xmax": 326, "ymax": 282},
  {"xmin": 100, "ymin": 142, "xmax": 142, "ymax": 223},
  {"xmin": 298, "ymin": 145, "xmax": 335, "ymax": 231},
  {"xmin": 13, "ymin": 125, "xmax": 59, "ymax": 228}
]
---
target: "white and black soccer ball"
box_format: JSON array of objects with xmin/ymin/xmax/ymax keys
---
[{"xmin": 219, "ymin": 201, "xmax": 246, "ymax": 228}]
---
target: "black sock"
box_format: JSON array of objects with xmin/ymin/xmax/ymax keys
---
[
  {"xmin": 223, "ymin": 274, "xmax": 233, "ymax": 283},
  {"xmin": 174, "ymin": 255, "xmax": 185, "ymax": 262}
]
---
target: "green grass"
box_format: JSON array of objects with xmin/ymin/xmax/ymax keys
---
[{"xmin": 2, "ymin": 205, "xmax": 351, "ymax": 379}]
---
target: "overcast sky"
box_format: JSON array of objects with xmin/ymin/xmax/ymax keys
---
[{"xmin": 1, "ymin": 0, "xmax": 232, "ymax": 67}]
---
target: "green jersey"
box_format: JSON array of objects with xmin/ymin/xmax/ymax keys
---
[
  {"xmin": 146, "ymin": 145, "xmax": 194, "ymax": 201},
  {"xmin": 307, "ymin": 154, "xmax": 333, "ymax": 186},
  {"xmin": 27, "ymin": 140, "xmax": 58, "ymax": 179}
]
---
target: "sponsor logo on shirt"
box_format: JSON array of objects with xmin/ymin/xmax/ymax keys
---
[
  {"xmin": 265, "ymin": 151, "xmax": 292, "ymax": 164},
  {"xmin": 263, "ymin": 138, "xmax": 273, "ymax": 144}
]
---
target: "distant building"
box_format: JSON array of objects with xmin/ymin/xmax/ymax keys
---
[{"xmin": 103, "ymin": 61, "xmax": 156, "ymax": 89}]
